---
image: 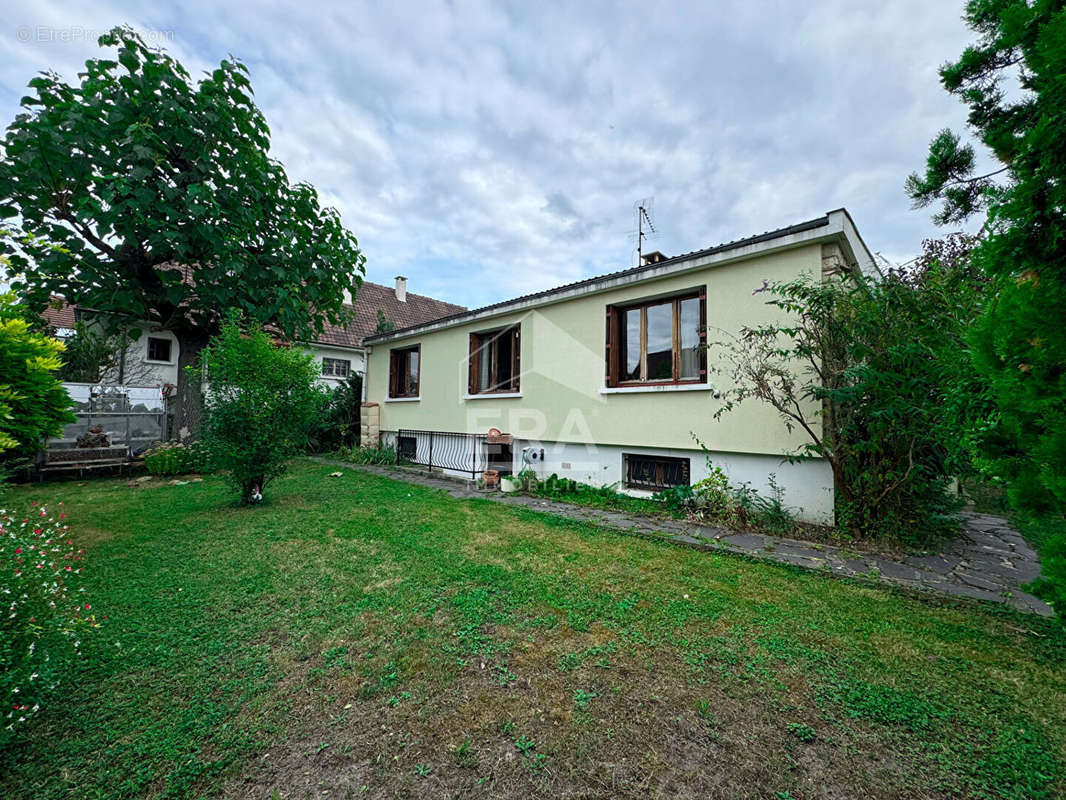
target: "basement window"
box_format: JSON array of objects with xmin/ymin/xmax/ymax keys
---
[
  {"xmin": 624, "ymin": 453, "xmax": 690, "ymax": 491},
  {"xmin": 396, "ymin": 435, "xmax": 417, "ymax": 461},
  {"xmin": 468, "ymin": 325, "xmax": 521, "ymax": 394}
]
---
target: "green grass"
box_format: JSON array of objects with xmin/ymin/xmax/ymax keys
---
[{"xmin": 1, "ymin": 460, "xmax": 1064, "ymax": 799}]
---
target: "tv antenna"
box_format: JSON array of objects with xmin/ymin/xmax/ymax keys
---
[{"xmin": 635, "ymin": 198, "xmax": 656, "ymax": 265}]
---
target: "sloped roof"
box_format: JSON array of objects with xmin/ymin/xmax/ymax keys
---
[
  {"xmin": 313, "ymin": 281, "xmax": 466, "ymax": 349},
  {"xmin": 365, "ymin": 213, "xmax": 840, "ymax": 344},
  {"xmin": 41, "ymin": 300, "xmax": 76, "ymax": 329},
  {"xmin": 39, "ymin": 281, "xmax": 465, "ymax": 350}
]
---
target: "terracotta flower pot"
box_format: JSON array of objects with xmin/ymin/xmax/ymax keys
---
[{"xmin": 482, "ymin": 469, "xmax": 500, "ymax": 488}]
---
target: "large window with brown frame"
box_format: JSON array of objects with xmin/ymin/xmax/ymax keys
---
[
  {"xmin": 468, "ymin": 325, "xmax": 521, "ymax": 394},
  {"xmin": 388, "ymin": 345, "xmax": 420, "ymax": 398},
  {"xmin": 604, "ymin": 289, "xmax": 706, "ymax": 387}
]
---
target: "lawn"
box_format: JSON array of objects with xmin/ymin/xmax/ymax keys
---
[{"xmin": 1, "ymin": 460, "xmax": 1064, "ymax": 799}]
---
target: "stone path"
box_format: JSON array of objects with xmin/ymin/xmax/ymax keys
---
[{"xmin": 313, "ymin": 458, "xmax": 1053, "ymax": 617}]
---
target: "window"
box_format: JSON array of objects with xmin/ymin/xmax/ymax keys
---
[
  {"xmin": 624, "ymin": 454, "xmax": 690, "ymax": 491},
  {"xmin": 396, "ymin": 435, "xmax": 417, "ymax": 460},
  {"xmin": 322, "ymin": 357, "xmax": 351, "ymax": 378},
  {"xmin": 388, "ymin": 345, "xmax": 420, "ymax": 398},
  {"xmin": 146, "ymin": 336, "xmax": 172, "ymax": 362},
  {"xmin": 468, "ymin": 325, "xmax": 521, "ymax": 394},
  {"xmin": 605, "ymin": 290, "xmax": 706, "ymax": 386}
]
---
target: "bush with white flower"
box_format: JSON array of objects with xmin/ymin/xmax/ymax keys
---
[{"xmin": 1, "ymin": 502, "xmax": 97, "ymax": 743}]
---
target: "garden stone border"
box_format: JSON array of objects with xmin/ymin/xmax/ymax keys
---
[{"xmin": 312, "ymin": 458, "xmax": 1053, "ymax": 618}]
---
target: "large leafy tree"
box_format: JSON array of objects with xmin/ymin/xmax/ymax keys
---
[
  {"xmin": 906, "ymin": 0, "xmax": 1066, "ymax": 510},
  {"xmin": 0, "ymin": 27, "xmax": 365, "ymax": 436}
]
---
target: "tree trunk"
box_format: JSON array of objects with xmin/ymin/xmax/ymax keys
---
[{"xmin": 173, "ymin": 330, "xmax": 210, "ymax": 441}]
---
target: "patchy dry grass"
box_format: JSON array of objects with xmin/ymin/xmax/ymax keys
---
[{"xmin": 0, "ymin": 460, "xmax": 1063, "ymax": 799}]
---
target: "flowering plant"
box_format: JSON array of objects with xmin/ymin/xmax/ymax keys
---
[{"xmin": 1, "ymin": 502, "xmax": 97, "ymax": 742}]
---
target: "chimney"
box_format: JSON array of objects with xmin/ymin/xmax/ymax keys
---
[
  {"xmin": 394, "ymin": 275, "xmax": 407, "ymax": 303},
  {"xmin": 640, "ymin": 251, "xmax": 667, "ymax": 266}
]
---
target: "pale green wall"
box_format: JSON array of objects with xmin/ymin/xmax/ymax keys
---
[{"xmin": 366, "ymin": 244, "xmax": 823, "ymax": 457}]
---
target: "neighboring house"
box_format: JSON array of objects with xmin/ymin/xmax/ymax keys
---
[
  {"xmin": 308, "ymin": 278, "xmax": 467, "ymax": 388},
  {"xmin": 40, "ymin": 277, "xmax": 466, "ymax": 390},
  {"xmin": 361, "ymin": 209, "xmax": 875, "ymax": 524}
]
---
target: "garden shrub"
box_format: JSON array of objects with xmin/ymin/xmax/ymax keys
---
[
  {"xmin": 713, "ymin": 238, "xmax": 981, "ymax": 547},
  {"xmin": 347, "ymin": 444, "xmax": 399, "ymax": 466},
  {"xmin": 1015, "ymin": 513, "xmax": 1066, "ymax": 619},
  {"xmin": 0, "ymin": 292, "xmax": 75, "ymax": 474},
  {"xmin": 197, "ymin": 320, "xmax": 326, "ymax": 504},
  {"xmin": 307, "ymin": 373, "xmax": 363, "ymax": 453},
  {"xmin": 654, "ymin": 457, "xmax": 798, "ymax": 535},
  {"xmin": 143, "ymin": 440, "xmax": 211, "ymax": 476},
  {"xmin": 0, "ymin": 502, "xmax": 97, "ymax": 743}
]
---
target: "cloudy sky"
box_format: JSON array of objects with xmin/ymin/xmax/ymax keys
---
[{"xmin": 2, "ymin": 1, "xmax": 980, "ymax": 310}]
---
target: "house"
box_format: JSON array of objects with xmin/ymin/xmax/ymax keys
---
[
  {"xmin": 360, "ymin": 209, "xmax": 875, "ymax": 524},
  {"xmin": 41, "ymin": 277, "xmax": 466, "ymax": 390}
]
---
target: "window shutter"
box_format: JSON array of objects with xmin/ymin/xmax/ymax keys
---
[
  {"xmin": 604, "ymin": 306, "xmax": 617, "ymax": 387},
  {"xmin": 468, "ymin": 334, "xmax": 479, "ymax": 395},
  {"xmin": 698, "ymin": 290, "xmax": 708, "ymax": 379},
  {"xmin": 512, "ymin": 326, "xmax": 521, "ymax": 392}
]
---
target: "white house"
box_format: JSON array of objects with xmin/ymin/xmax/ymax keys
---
[{"xmin": 41, "ymin": 277, "xmax": 466, "ymax": 392}]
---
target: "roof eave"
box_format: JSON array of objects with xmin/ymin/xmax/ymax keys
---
[{"xmin": 364, "ymin": 209, "xmax": 869, "ymax": 345}]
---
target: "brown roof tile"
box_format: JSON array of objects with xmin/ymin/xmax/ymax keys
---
[
  {"xmin": 311, "ymin": 281, "xmax": 466, "ymax": 349},
  {"xmin": 39, "ymin": 284, "xmax": 465, "ymax": 350},
  {"xmin": 41, "ymin": 298, "xmax": 76, "ymax": 329}
]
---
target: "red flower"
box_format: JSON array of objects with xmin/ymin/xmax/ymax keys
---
[
  {"xmin": 13, "ymin": 548, "xmax": 21, "ymax": 554},
  {"xmin": 59, "ymin": 513, "xmax": 66, "ymax": 519},
  {"xmin": 64, "ymin": 566, "xmax": 72, "ymax": 572},
  {"xmin": 84, "ymin": 604, "xmax": 91, "ymax": 610},
  {"xmin": 34, "ymin": 528, "xmax": 41, "ymax": 534}
]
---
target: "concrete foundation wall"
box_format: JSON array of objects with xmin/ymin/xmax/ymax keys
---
[{"xmin": 379, "ymin": 429, "xmax": 833, "ymax": 524}]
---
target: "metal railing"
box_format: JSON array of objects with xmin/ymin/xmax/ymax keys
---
[
  {"xmin": 44, "ymin": 384, "xmax": 168, "ymax": 468},
  {"xmin": 395, "ymin": 429, "xmax": 512, "ymax": 479}
]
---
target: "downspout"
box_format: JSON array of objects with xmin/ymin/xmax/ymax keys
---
[{"xmin": 361, "ymin": 346, "xmax": 370, "ymax": 403}]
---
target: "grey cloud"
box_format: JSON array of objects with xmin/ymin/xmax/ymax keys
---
[{"xmin": 2, "ymin": 0, "xmax": 982, "ymax": 307}]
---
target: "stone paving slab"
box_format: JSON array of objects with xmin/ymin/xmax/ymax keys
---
[{"xmin": 311, "ymin": 457, "xmax": 1054, "ymax": 617}]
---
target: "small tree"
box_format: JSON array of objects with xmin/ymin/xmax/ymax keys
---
[
  {"xmin": 54, "ymin": 319, "xmax": 159, "ymax": 386},
  {"xmin": 0, "ymin": 293, "xmax": 75, "ymax": 471},
  {"xmin": 713, "ymin": 242, "xmax": 984, "ymax": 545},
  {"xmin": 198, "ymin": 320, "xmax": 325, "ymax": 504},
  {"xmin": 55, "ymin": 322, "xmax": 114, "ymax": 384}
]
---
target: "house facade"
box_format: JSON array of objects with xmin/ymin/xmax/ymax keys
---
[
  {"xmin": 41, "ymin": 277, "xmax": 466, "ymax": 393},
  {"xmin": 361, "ymin": 209, "xmax": 875, "ymax": 524}
]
